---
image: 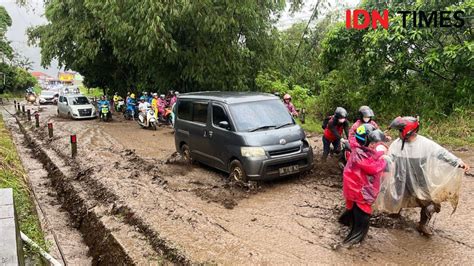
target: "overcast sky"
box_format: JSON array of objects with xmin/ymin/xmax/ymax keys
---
[{"xmin": 1, "ymin": 0, "xmax": 359, "ymax": 77}]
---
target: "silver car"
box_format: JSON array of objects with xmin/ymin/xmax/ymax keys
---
[
  {"xmin": 174, "ymin": 92, "xmax": 314, "ymax": 182},
  {"xmin": 57, "ymin": 94, "xmax": 97, "ymax": 119},
  {"xmin": 38, "ymin": 90, "xmax": 59, "ymax": 105}
]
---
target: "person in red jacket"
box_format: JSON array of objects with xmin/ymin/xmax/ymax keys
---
[
  {"xmin": 322, "ymin": 107, "xmax": 349, "ymax": 161},
  {"xmin": 339, "ymin": 124, "xmax": 388, "ymax": 245}
]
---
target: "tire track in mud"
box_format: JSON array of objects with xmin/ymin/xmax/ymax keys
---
[
  {"xmin": 7, "ymin": 110, "xmax": 171, "ymax": 265},
  {"xmin": 10, "ymin": 105, "xmax": 474, "ymax": 264}
]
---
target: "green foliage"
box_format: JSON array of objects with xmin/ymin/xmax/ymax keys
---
[
  {"xmin": 319, "ymin": 0, "xmax": 473, "ymax": 122},
  {"xmin": 0, "ymin": 5, "xmax": 12, "ymax": 61},
  {"xmin": 0, "ymin": 6, "xmax": 37, "ymax": 95},
  {"xmin": 255, "ymin": 71, "xmax": 313, "ymax": 111},
  {"xmin": 29, "ymin": 0, "xmax": 299, "ymax": 95},
  {"xmin": 0, "ymin": 114, "xmax": 48, "ymax": 256},
  {"xmin": 79, "ymin": 85, "xmax": 103, "ymax": 98}
]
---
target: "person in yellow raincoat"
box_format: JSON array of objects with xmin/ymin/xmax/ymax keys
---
[{"xmin": 151, "ymin": 93, "xmax": 159, "ymax": 119}]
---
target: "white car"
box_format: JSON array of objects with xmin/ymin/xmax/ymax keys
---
[
  {"xmin": 38, "ymin": 90, "xmax": 59, "ymax": 105},
  {"xmin": 57, "ymin": 94, "xmax": 97, "ymax": 119}
]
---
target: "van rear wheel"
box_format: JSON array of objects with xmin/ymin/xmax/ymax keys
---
[{"xmin": 229, "ymin": 160, "xmax": 248, "ymax": 183}]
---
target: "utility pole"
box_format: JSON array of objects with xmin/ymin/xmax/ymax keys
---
[{"xmin": 0, "ymin": 72, "xmax": 5, "ymax": 94}]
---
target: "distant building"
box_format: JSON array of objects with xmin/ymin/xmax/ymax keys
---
[
  {"xmin": 58, "ymin": 71, "xmax": 83, "ymax": 86},
  {"xmin": 58, "ymin": 71, "xmax": 75, "ymax": 84},
  {"xmin": 31, "ymin": 71, "xmax": 52, "ymax": 83}
]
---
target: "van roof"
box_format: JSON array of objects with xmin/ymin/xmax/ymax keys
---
[{"xmin": 178, "ymin": 91, "xmax": 278, "ymax": 104}]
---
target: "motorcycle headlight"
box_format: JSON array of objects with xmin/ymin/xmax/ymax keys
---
[{"xmin": 241, "ymin": 147, "xmax": 266, "ymax": 158}]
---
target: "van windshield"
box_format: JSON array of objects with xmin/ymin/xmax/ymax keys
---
[{"xmin": 229, "ymin": 100, "xmax": 294, "ymax": 132}]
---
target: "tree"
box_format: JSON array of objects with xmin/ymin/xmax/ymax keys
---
[
  {"xmin": 29, "ymin": 0, "xmax": 318, "ymax": 95},
  {"xmin": 318, "ymin": 0, "xmax": 473, "ymax": 119},
  {"xmin": 0, "ymin": 5, "xmax": 12, "ymax": 61}
]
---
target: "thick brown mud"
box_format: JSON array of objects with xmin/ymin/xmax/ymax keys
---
[{"xmin": 4, "ymin": 103, "xmax": 474, "ymax": 264}]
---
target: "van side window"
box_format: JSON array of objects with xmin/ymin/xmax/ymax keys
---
[
  {"xmin": 192, "ymin": 103, "xmax": 208, "ymax": 124},
  {"xmin": 212, "ymin": 105, "xmax": 228, "ymax": 126},
  {"xmin": 177, "ymin": 101, "xmax": 192, "ymax": 121},
  {"xmin": 59, "ymin": 96, "xmax": 64, "ymax": 102}
]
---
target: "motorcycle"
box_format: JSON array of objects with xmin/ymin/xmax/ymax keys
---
[
  {"xmin": 124, "ymin": 104, "xmax": 138, "ymax": 120},
  {"xmin": 25, "ymin": 92, "xmax": 36, "ymax": 104},
  {"xmin": 99, "ymin": 104, "xmax": 112, "ymax": 122},
  {"xmin": 159, "ymin": 107, "xmax": 173, "ymax": 125},
  {"xmin": 115, "ymin": 100, "xmax": 125, "ymax": 112},
  {"xmin": 137, "ymin": 108, "xmax": 157, "ymax": 130}
]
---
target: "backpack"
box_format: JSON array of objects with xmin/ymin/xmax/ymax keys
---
[{"xmin": 322, "ymin": 115, "xmax": 332, "ymax": 130}]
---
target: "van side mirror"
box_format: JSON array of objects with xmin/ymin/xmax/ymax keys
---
[{"xmin": 218, "ymin": 121, "xmax": 230, "ymax": 129}]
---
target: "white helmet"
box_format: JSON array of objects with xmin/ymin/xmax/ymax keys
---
[
  {"xmin": 175, "ymin": 91, "xmax": 179, "ymax": 95},
  {"xmin": 160, "ymin": 94, "xmax": 165, "ymax": 99},
  {"xmin": 153, "ymin": 93, "xmax": 158, "ymax": 97}
]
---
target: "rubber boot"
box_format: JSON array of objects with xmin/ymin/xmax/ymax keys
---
[
  {"xmin": 416, "ymin": 203, "xmax": 440, "ymax": 236},
  {"xmin": 343, "ymin": 204, "xmax": 370, "ymax": 245},
  {"xmin": 338, "ymin": 209, "xmax": 353, "ymax": 227}
]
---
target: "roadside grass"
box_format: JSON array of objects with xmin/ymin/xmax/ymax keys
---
[
  {"xmin": 298, "ymin": 117, "xmax": 324, "ymax": 135},
  {"xmin": 1, "ymin": 85, "xmax": 42, "ymax": 100},
  {"xmin": 80, "ymin": 86, "xmax": 103, "ymax": 98},
  {"xmin": 0, "ymin": 114, "xmax": 48, "ymax": 256}
]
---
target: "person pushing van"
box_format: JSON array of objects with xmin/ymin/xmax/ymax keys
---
[{"xmin": 322, "ymin": 107, "xmax": 349, "ymax": 162}]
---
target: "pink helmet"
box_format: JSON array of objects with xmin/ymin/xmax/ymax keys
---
[{"xmin": 283, "ymin": 94, "xmax": 291, "ymax": 100}]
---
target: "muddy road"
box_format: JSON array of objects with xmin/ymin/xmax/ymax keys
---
[{"xmin": 3, "ymin": 103, "xmax": 474, "ymax": 264}]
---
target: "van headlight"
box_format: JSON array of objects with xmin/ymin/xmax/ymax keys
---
[{"xmin": 241, "ymin": 147, "xmax": 266, "ymax": 157}]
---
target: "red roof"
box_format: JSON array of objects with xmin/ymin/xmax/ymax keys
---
[{"xmin": 31, "ymin": 72, "xmax": 52, "ymax": 79}]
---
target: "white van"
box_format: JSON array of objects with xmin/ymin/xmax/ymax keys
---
[{"xmin": 57, "ymin": 94, "xmax": 97, "ymax": 119}]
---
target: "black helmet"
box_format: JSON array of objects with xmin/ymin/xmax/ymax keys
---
[
  {"xmin": 334, "ymin": 107, "xmax": 348, "ymax": 119},
  {"xmin": 359, "ymin": 106, "xmax": 374, "ymax": 120},
  {"xmin": 355, "ymin": 124, "xmax": 376, "ymax": 146},
  {"xmin": 368, "ymin": 129, "xmax": 386, "ymax": 143}
]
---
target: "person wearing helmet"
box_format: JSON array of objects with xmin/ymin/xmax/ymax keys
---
[
  {"xmin": 339, "ymin": 124, "xmax": 387, "ymax": 245},
  {"xmin": 169, "ymin": 91, "xmax": 178, "ymax": 107},
  {"xmin": 376, "ymin": 116, "xmax": 470, "ymax": 236},
  {"xmin": 157, "ymin": 94, "xmax": 166, "ymax": 120},
  {"xmin": 97, "ymin": 95, "xmax": 110, "ymax": 110},
  {"xmin": 112, "ymin": 92, "xmax": 121, "ymax": 111},
  {"xmin": 349, "ymin": 106, "xmax": 382, "ymax": 147},
  {"xmin": 138, "ymin": 96, "xmax": 151, "ymax": 124},
  {"xmin": 138, "ymin": 96, "xmax": 150, "ymax": 112},
  {"xmin": 322, "ymin": 107, "xmax": 350, "ymax": 161},
  {"xmin": 151, "ymin": 93, "xmax": 159, "ymax": 119},
  {"xmin": 283, "ymin": 94, "xmax": 298, "ymax": 117},
  {"xmin": 126, "ymin": 93, "xmax": 136, "ymax": 113}
]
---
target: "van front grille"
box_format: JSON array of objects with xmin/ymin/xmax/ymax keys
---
[{"xmin": 268, "ymin": 146, "xmax": 300, "ymax": 156}]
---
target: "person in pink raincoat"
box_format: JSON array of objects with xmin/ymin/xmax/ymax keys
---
[
  {"xmin": 283, "ymin": 94, "xmax": 298, "ymax": 117},
  {"xmin": 339, "ymin": 124, "xmax": 388, "ymax": 245},
  {"xmin": 157, "ymin": 94, "xmax": 166, "ymax": 119}
]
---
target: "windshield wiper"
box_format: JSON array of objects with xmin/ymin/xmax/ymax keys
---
[
  {"xmin": 248, "ymin": 125, "xmax": 276, "ymax": 132},
  {"xmin": 275, "ymin": 122, "xmax": 294, "ymax": 129}
]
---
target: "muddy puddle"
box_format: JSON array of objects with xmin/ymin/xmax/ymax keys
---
[{"xmin": 3, "ymin": 103, "xmax": 474, "ymax": 264}]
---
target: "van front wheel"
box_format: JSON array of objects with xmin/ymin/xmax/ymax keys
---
[{"xmin": 229, "ymin": 160, "xmax": 248, "ymax": 183}]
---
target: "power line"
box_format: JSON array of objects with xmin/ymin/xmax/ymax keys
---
[{"xmin": 288, "ymin": 0, "xmax": 323, "ymax": 74}]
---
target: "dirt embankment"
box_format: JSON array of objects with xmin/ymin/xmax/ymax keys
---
[{"xmin": 5, "ymin": 103, "xmax": 474, "ymax": 264}]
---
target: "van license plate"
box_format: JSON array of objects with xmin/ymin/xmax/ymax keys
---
[{"xmin": 279, "ymin": 165, "xmax": 299, "ymax": 176}]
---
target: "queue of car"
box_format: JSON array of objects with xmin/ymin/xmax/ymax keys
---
[{"xmin": 39, "ymin": 88, "xmax": 314, "ymax": 181}]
